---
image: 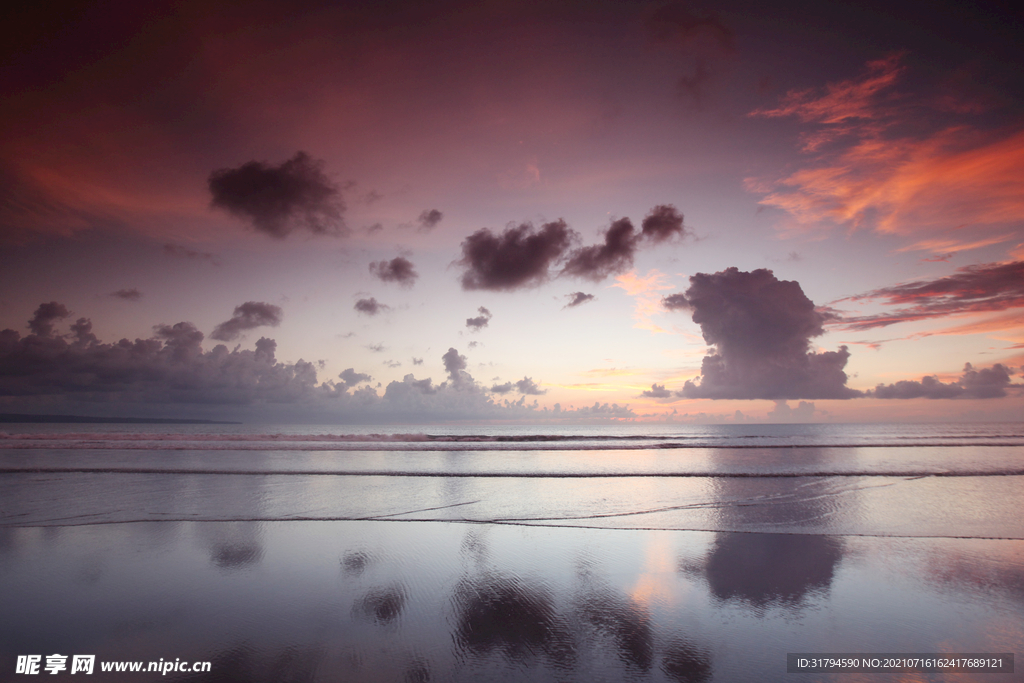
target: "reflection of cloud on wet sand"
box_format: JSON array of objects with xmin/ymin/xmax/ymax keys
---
[
  {"xmin": 341, "ymin": 550, "xmax": 371, "ymax": 576},
  {"xmin": 575, "ymin": 582, "xmax": 654, "ymax": 671},
  {"xmin": 704, "ymin": 533, "xmax": 843, "ymax": 608},
  {"xmin": 451, "ymin": 568, "xmax": 712, "ymax": 678},
  {"xmin": 210, "ymin": 542, "xmax": 263, "ymax": 570},
  {"xmin": 700, "ymin": 448, "xmax": 846, "ymax": 610},
  {"xmin": 452, "ymin": 573, "xmax": 575, "ymax": 665},
  {"xmin": 355, "ymin": 583, "xmax": 406, "ymax": 625},
  {"xmin": 198, "ymin": 521, "xmax": 264, "ymax": 571},
  {"xmin": 922, "ymin": 541, "xmax": 1024, "ymax": 605}
]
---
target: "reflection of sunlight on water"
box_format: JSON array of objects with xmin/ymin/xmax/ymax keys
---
[{"xmin": 628, "ymin": 532, "xmax": 688, "ymax": 610}]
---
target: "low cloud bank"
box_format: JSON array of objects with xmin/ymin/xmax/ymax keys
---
[
  {"xmin": 1, "ymin": 305, "xmax": 621, "ymax": 422},
  {"xmin": 870, "ymin": 363, "xmax": 1018, "ymax": 399}
]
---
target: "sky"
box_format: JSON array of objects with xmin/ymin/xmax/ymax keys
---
[{"xmin": 1, "ymin": 0, "xmax": 1023, "ymax": 424}]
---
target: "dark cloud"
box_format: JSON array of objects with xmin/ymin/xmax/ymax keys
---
[
  {"xmin": 369, "ymin": 256, "xmax": 418, "ymax": 287},
  {"xmin": 458, "ymin": 207, "xmax": 689, "ymax": 290},
  {"xmin": 211, "ymin": 302, "xmax": 283, "ymax": 342},
  {"xmin": 870, "ymin": 363, "xmax": 1018, "ymax": 399},
  {"xmin": 208, "ymin": 151, "xmax": 345, "ymax": 238},
  {"xmin": 70, "ymin": 318, "xmax": 98, "ymax": 345},
  {"xmin": 163, "ymin": 243, "xmax": 219, "ymax": 265},
  {"xmin": 674, "ymin": 268, "xmax": 861, "ymax": 399},
  {"xmin": 457, "ymin": 220, "xmax": 576, "ymax": 291},
  {"xmin": 28, "ymin": 302, "xmax": 71, "ymax": 337},
  {"xmin": 838, "ymin": 261, "xmax": 1024, "ymax": 330},
  {"xmin": 564, "ymin": 292, "xmax": 595, "ymax": 308},
  {"xmin": 412, "ymin": 357, "xmax": 423, "ymax": 365},
  {"xmin": 466, "ymin": 306, "xmax": 492, "ymax": 331},
  {"xmin": 640, "ymin": 204, "xmax": 687, "ymax": 242},
  {"xmin": 489, "ymin": 381, "xmax": 513, "ymax": 394},
  {"xmin": 562, "ymin": 218, "xmax": 638, "ymax": 281},
  {"xmin": 339, "ymin": 368, "xmax": 372, "ymax": 387},
  {"xmin": 442, "ymin": 347, "xmax": 475, "ymax": 389},
  {"xmin": 662, "ymin": 293, "xmax": 690, "ymax": 311},
  {"xmin": 641, "ymin": 383, "xmax": 673, "ymax": 398},
  {"xmin": 515, "ymin": 377, "xmax": 545, "ymax": 395},
  {"xmin": 0, "ymin": 310, "xmax": 321, "ymax": 405},
  {"xmin": 417, "ymin": 209, "xmax": 443, "ymax": 231},
  {"xmin": 110, "ymin": 288, "xmax": 142, "ymax": 301},
  {"xmin": 355, "ymin": 298, "xmax": 388, "ymax": 316}
]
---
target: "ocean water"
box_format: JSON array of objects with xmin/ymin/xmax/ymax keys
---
[{"xmin": 1, "ymin": 422, "xmax": 1021, "ymax": 682}]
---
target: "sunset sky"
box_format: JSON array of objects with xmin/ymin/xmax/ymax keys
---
[{"xmin": 2, "ymin": 0, "xmax": 1022, "ymax": 423}]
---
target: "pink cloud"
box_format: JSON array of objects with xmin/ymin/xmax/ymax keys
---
[
  {"xmin": 750, "ymin": 54, "xmax": 1024, "ymax": 255},
  {"xmin": 835, "ymin": 260, "xmax": 1024, "ymax": 330}
]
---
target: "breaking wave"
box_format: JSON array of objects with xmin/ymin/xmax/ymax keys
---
[{"xmin": 1, "ymin": 429, "xmax": 1023, "ymax": 451}]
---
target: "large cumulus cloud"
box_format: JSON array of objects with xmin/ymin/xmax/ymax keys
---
[
  {"xmin": 669, "ymin": 268, "xmax": 861, "ymax": 399},
  {"xmin": 208, "ymin": 152, "xmax": 345, "ymax": 238}
]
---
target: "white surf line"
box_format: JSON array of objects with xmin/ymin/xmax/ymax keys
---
[{"xmin": 1, "ymin": 516, "xmax": 1022, "ymax": 541}]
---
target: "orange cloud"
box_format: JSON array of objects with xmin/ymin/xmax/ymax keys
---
[
  {"xmin": 752, "ymin": 53, "xmax": 904, "ymax": 128},
  {"xmin": 835, "ymin": 261, "xmax": 1024, "ymax": 331},
  {"xmin": 751, "ymin": 55, "xmax": 1024, "ymax": 255},
  {"xmin": 612, "ymin": 269, "xmax": 676, "ymax": 334}
]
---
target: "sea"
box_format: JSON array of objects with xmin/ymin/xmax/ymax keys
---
[{"xmin": 1, "ymin": 422, "xmax": 1021, "ymax": 682}]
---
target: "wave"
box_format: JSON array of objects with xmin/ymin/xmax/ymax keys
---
[
  {"xmin": 2, "ymin": 431, "xmax": 1023, "ymax": 450},
  {"xmin": 2, "ymin": 467, "xmax": 1022, "ymax": 477}
]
